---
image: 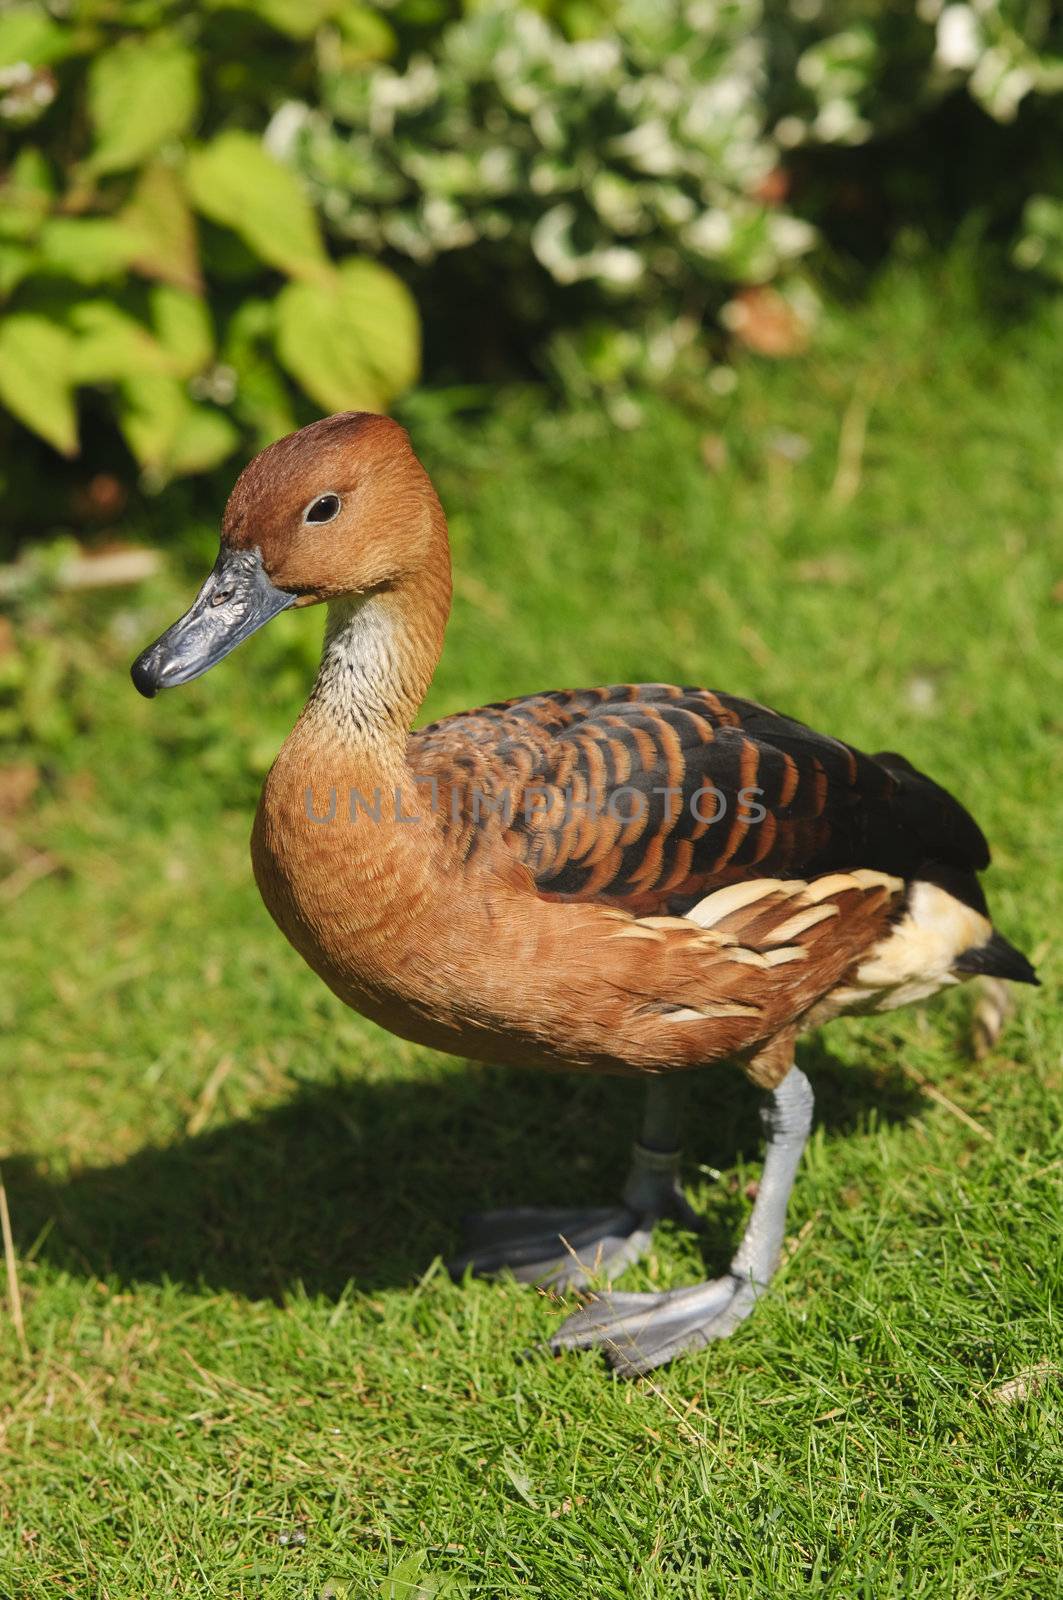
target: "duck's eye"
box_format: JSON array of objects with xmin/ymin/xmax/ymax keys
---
[{"xmin": 304, "ymin": 493, "xmax": 341, "ymax": 525}]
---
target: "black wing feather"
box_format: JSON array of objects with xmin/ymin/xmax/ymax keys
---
[{"xmin": 414, "ymin": 685, "xmax": 990, "ymax": 912}]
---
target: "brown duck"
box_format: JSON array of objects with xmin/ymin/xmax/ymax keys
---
[{"xmin": 132, "ymin": 413, "xmax": 1037, "ymax": 1376}]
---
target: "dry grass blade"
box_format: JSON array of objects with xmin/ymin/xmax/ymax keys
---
[
  {"xmin": 0, "ymin": 1162, "xmax": 29, "ymax": 1359},
  {"xmin": 971, "ymin": 976, "xmax": 1014, "ymax": 1059},
  {"xmin": 0, "ymin": 849, "xmax": 60, "ymax": 904},
  {"xmin": 899, "ymin": 1061, "xmax": 993, "ymax": 1143},
  {"xmin": 0, "ymin": 547, "xmax": 160, "ymax": 599},
  {"xmin": 829, "ymin": 390, "xmax": 871, "ymax": 508},
  {"xmin": 186, "ymin": 1054, "xmax": 234, "ymax": 1137}
]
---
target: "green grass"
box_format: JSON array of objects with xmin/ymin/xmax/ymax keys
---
[{"xmin": 2, "ymin": 262, "xmax": 1062, "ymax": 1597}]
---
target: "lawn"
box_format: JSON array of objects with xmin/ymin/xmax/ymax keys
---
[{"xmin": 2, "ymin": 263, "xmax": 1061, "ymax": 1597}]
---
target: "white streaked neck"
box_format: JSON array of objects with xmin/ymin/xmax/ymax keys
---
[{"xmin": 304, "ymin": 593, "xmax": 429, "ymax": 760}]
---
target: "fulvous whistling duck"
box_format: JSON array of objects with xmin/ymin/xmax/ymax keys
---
[{"xmin": 132, "ymin": 412, "xmax": 1037, "ymax": 1376}]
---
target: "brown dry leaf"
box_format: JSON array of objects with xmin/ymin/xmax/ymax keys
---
[
  {"xmin": 794, "ymin": 556, "xmax": 855, "ymax": 586},
  {"xmin": 753, "ymin": 168, "xmax": 791, "ymax": 206},
  {"xmin": 988, "ymin": 1363, "xmax": 1059, "ymax": 1406},
  {"xmin": 0, "ymin": 764, "xmax": 39, "ymax": 818},
  {"xmin": 700, "ymin": 434, "xmax": 728, "ymax": 473},
  {"xmin": 1051, "ymin": 577, "xmax": 1063, "ymax": 604},
  {"xmin": 70, "ymin": 473, "xmax": 129, "ymax": 523},
  {"xmin": 723, "ymin": 287, "xmax": 810, "ymax": 358},
  {"xmin": 65, "ymin": 770, "xmax": 97, "ymax": 806},
  {"xmin": 453, "ymin": 570, "xmax": 509, "ymax": 620}
]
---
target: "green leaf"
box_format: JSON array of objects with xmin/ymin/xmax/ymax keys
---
[
  {"xmin": 500, "ymin": 1447, "xmax": 536, "ymax": 1507},
  {"xmin": 0, "ymin": 243, "xmax": 33, "ymax": 298},
  {"xmin": 168, "ymin": 402, "xmax": 240, "ymax": 475},
  {"xmin": 211, "ymin": 0, "xmax": 395, "ymax": 53},
  {"xmin": 0, "ymin": 147, "xmax": 54, "ymax": 243},
  {"xmin": 118, "ymin": 373, "xmax": 237, "ymax": 477},
  {"xmin": 379, "ymin": 1551, "xmax": 468, "ymax": 1600},
  {"xmin": 221, "ymin": 0, "xmax": 346, "ymax": 40},
  {"xmin": 275, "ymin": 258, "xmax": 419, "ymax": 413},
  {"xmin": 150, "ymin": 285, "xmax": 213, "ymax": 378},
  {"xmin": 9, "ymin": 145, "xmax": 54, "ymax": 197},
  {"xmin": 67, "ymin": 301, "xmax": 172, "ymax": 383},
  {"xmin": 0, "ymin": 6, "xmax": 72, "ymax": 68},
  {"xmin": 0, "ymin": 314, "xmax": 78, "ymax": 455},
  {"xmin": 37, "ymin": 217, "xmax": 140, "ymax": 284},
  {"xmin": 87, "ymin": 36, "xmax": 199, "ymax": 176},
  {"xmin": 117, "ymin": 372, "xmax": 183, "ymax": 467},
  {"xmin": 336, "ymin": 5, "xmax": 397, "ymax": 63},
  {"xmin": 223, "ymin": 298, "xmax": 296, "ymax": 446},
  {"xmin": 185, "ymin": 131, "xmax": 329, "ymax": 281},
  {"xmin": 121, "ymin": 162, "xmax": 201, "ymax": 291}
]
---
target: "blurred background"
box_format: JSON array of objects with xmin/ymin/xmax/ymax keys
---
[
  {"xmin": 2, "ymin": 0, "xmax": 1063, "ymax": 528},
  {"xmin": 4, "ymin": 0, "xmax": 1062, "ymax": 846},
  {"xmin": 2, "ymin": 4, "xmax": 1062, "ymax": 1591}
]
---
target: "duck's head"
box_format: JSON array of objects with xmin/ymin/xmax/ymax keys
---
[{"xmin": 131, "ymin": 412, "xmax": 442, "ymax": 698}]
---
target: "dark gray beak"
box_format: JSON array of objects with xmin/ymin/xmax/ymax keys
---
[{"xmin": 131, "ymin": 546, "xmax": 297, "ymax": 698}]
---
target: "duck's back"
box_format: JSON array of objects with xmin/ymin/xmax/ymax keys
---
[{"xmin": 413, "ymin": 682, "xmax": 992, "ymax": 919}]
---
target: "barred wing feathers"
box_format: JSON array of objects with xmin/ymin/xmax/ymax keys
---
[{"xmin": 413, "ymin": 683, "xmax": 989, "ymax": 916}]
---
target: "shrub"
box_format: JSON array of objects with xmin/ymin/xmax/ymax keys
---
[
  {"xmin": 1, "ymin": 0, "xmax": 1062, "ymax": 499},
  {"xmin": 0, "ymin": 0, "xmax": 418, "ymax": 487},
  {"xmin": 280, "ymin": 0, "xmax": 1063, "ymax": 368},
  {"xmin": 282, "ymin": 1, "xmax": 815, "ymax": 324}
]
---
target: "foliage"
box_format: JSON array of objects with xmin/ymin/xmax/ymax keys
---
[
  {"xmin": 283, "ymin": 0, "xmax": 816, "ymax": 331},
  {"xmin": 2, "ymin": 0, "xmax": 1063, "ymax": 492},
  {"xmin": 0, "ymin": 0, "xmax": 419, "ymax": 484},
  {"xmin": 765, "ymin": 0, "xmax": 1063, "ymax": 142},
  {"xmin": 282, "ymin": 0, "xmax": 1063, "ymax": 348}
]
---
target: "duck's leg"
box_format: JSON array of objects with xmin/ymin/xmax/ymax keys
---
[
  {"xmin": 549, "ymin": 1063, "xmax": 813, "ymax": 1376},
  {"xmin": 447, "ymin": 1077, "xmax": 699, "ymax": 1290}
]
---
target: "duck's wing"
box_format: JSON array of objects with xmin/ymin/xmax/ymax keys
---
[{"xmin": 412, "ymin": 683, "xmax": 989, "ymax": 915}]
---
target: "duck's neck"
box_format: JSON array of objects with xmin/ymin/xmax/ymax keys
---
[{"xmin": 303, "ymin": 536, "xmax": 451, "ymax": 785}]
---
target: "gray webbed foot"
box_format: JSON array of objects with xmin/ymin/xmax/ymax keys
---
[
  {"xmin": 548, "ymin": 1273, "xmax": 761, "ymax": 1376},
  {"xmin": 546, "ymin": 1063, "xmax": 814, "ymax": 1376},
  {"xmin": 448, "ymin": 1117, "xmax": 699, "ymax": 1290},
  {"xmin": 448, "ymin": 1204, "xmax": 655, "ymax": 1289}
]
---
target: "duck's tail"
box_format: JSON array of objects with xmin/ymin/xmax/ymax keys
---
[{"xmin": 953, "ymin": 929, "xmax": 1039, "ymax": 986}]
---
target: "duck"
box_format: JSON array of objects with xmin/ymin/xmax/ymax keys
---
[{"xmin": 131, "ymin": 411, "xmax": 1037, "ymax": 1377}]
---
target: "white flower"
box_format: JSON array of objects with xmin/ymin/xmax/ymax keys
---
[
  {"xmin": 769, "ymin": 215, "xmax": 817, "ymax": 256},
  {"xmin": 566, "ymin": 38, "xmax": 622, "ymax": 83},
  {"xmin": 370, "ymin": 56, "xmax": 439, "ymax": 136},
  {"xmin": 264, "ymin": 101, "xmax": 311, "ymax": 161},
  {"xmin": 423, "ymin": 197, "xmax": 477, "ymax": 250},
  {"xmin": 479, "ymin": 147, "xmax": 517, "ymax": 192},
  {"xmin": 609, "ymin": 120, "xmax": 683, "ymax": 177},
  {"xmin": 936, "ymin": 5, "xmax": 981, "ymax": 71},
  {"xmin": 531, "ymin": 203, "xmax": 581, "ymax": 284},
  {"xmin": 684, "ymin": 209, "xmax": 734, "ymax": 257},
  {"xmin": 591, "ymin": 247, "xmax": 644, "ymax": 287},
  {"xmin": 774, "ymin": 115, "xmax": 807, "ymax": 148},
  {"xmin": 814, "ymin": 98, "xmax": 871, "ymax": 144},
  {"xmin": 971, "ymin": 46, "xmax": 1034, "ymax": 119},
  {"xmin": 654, "ymin": 187, "xmax": 697, "ymax": 225}
]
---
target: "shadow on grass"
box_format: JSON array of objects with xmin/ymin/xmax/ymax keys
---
[{"xmin": 6, "ymin": 1039, "xmax": 923, "ymax": 1301}]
